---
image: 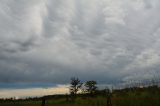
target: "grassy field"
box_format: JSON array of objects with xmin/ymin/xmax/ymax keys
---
[{"xmin": 0, "ymin": 86, "xmax": 160, "ymax": 106}]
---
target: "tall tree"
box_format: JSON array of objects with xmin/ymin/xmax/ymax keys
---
[
  {"xmin": 69, "ymin": 77, "xmax": 82, "ymax": 95},
  {"xmin": 85, "ymin": 80, "xmax": 97, "ymax": 94}
]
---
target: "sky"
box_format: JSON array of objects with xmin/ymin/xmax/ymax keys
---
[{"xmin": 0, "ymin": 0, "xmax": 160, "ymax": 98}]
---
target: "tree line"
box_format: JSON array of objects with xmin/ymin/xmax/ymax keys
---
[
  {"xmin": 69, "ymin": 77, "xmax": 97, "ymax": 96},
  {"xmin": 69, "ymin": 77, "xmax": 112, "ymax": 106}
]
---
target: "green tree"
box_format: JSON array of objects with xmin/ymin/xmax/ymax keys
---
[
  {"xmin": 69, "ymin": 77, "xmax": 82, "ymax": 95},
  {"xmin": 85, "ymin": 80, "xmax": 97, "ymax": 94}
]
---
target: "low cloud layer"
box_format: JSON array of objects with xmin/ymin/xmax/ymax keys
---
[
  {"xmin": 0, "ymin": 0, "xmax": 160, "ymax": 87},
  {"xmin": 0, "ymin": 85, "xmax": 69, "ymax": 98}
]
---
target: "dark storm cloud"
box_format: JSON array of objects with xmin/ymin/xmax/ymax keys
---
[{"xmin": 0, "ymin": 0, "xmax": 160, "ymax": 87}]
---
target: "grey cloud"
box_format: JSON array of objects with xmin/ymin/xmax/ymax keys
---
[{"xmin": 0, "ymin": 0, "xmax": 160, "ymax": 86}]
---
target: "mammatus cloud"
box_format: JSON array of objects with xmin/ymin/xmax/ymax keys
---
[{"xmin": 0, "ymin": 0, "xmax": 160, "ymax": 87}]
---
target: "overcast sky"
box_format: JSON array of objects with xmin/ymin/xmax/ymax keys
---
[{"xmin": 0, "ymin": 0, "xmax": 160, "ymax": 97}]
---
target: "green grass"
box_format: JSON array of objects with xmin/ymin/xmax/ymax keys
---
[{"xmin": 1, "ymin": 86, "xmax": 160, "ymax": 106}]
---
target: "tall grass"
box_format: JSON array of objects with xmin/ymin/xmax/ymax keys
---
[{"xmin": 0, "ymin": 86, "xmax": 160, "ymax": 106}]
